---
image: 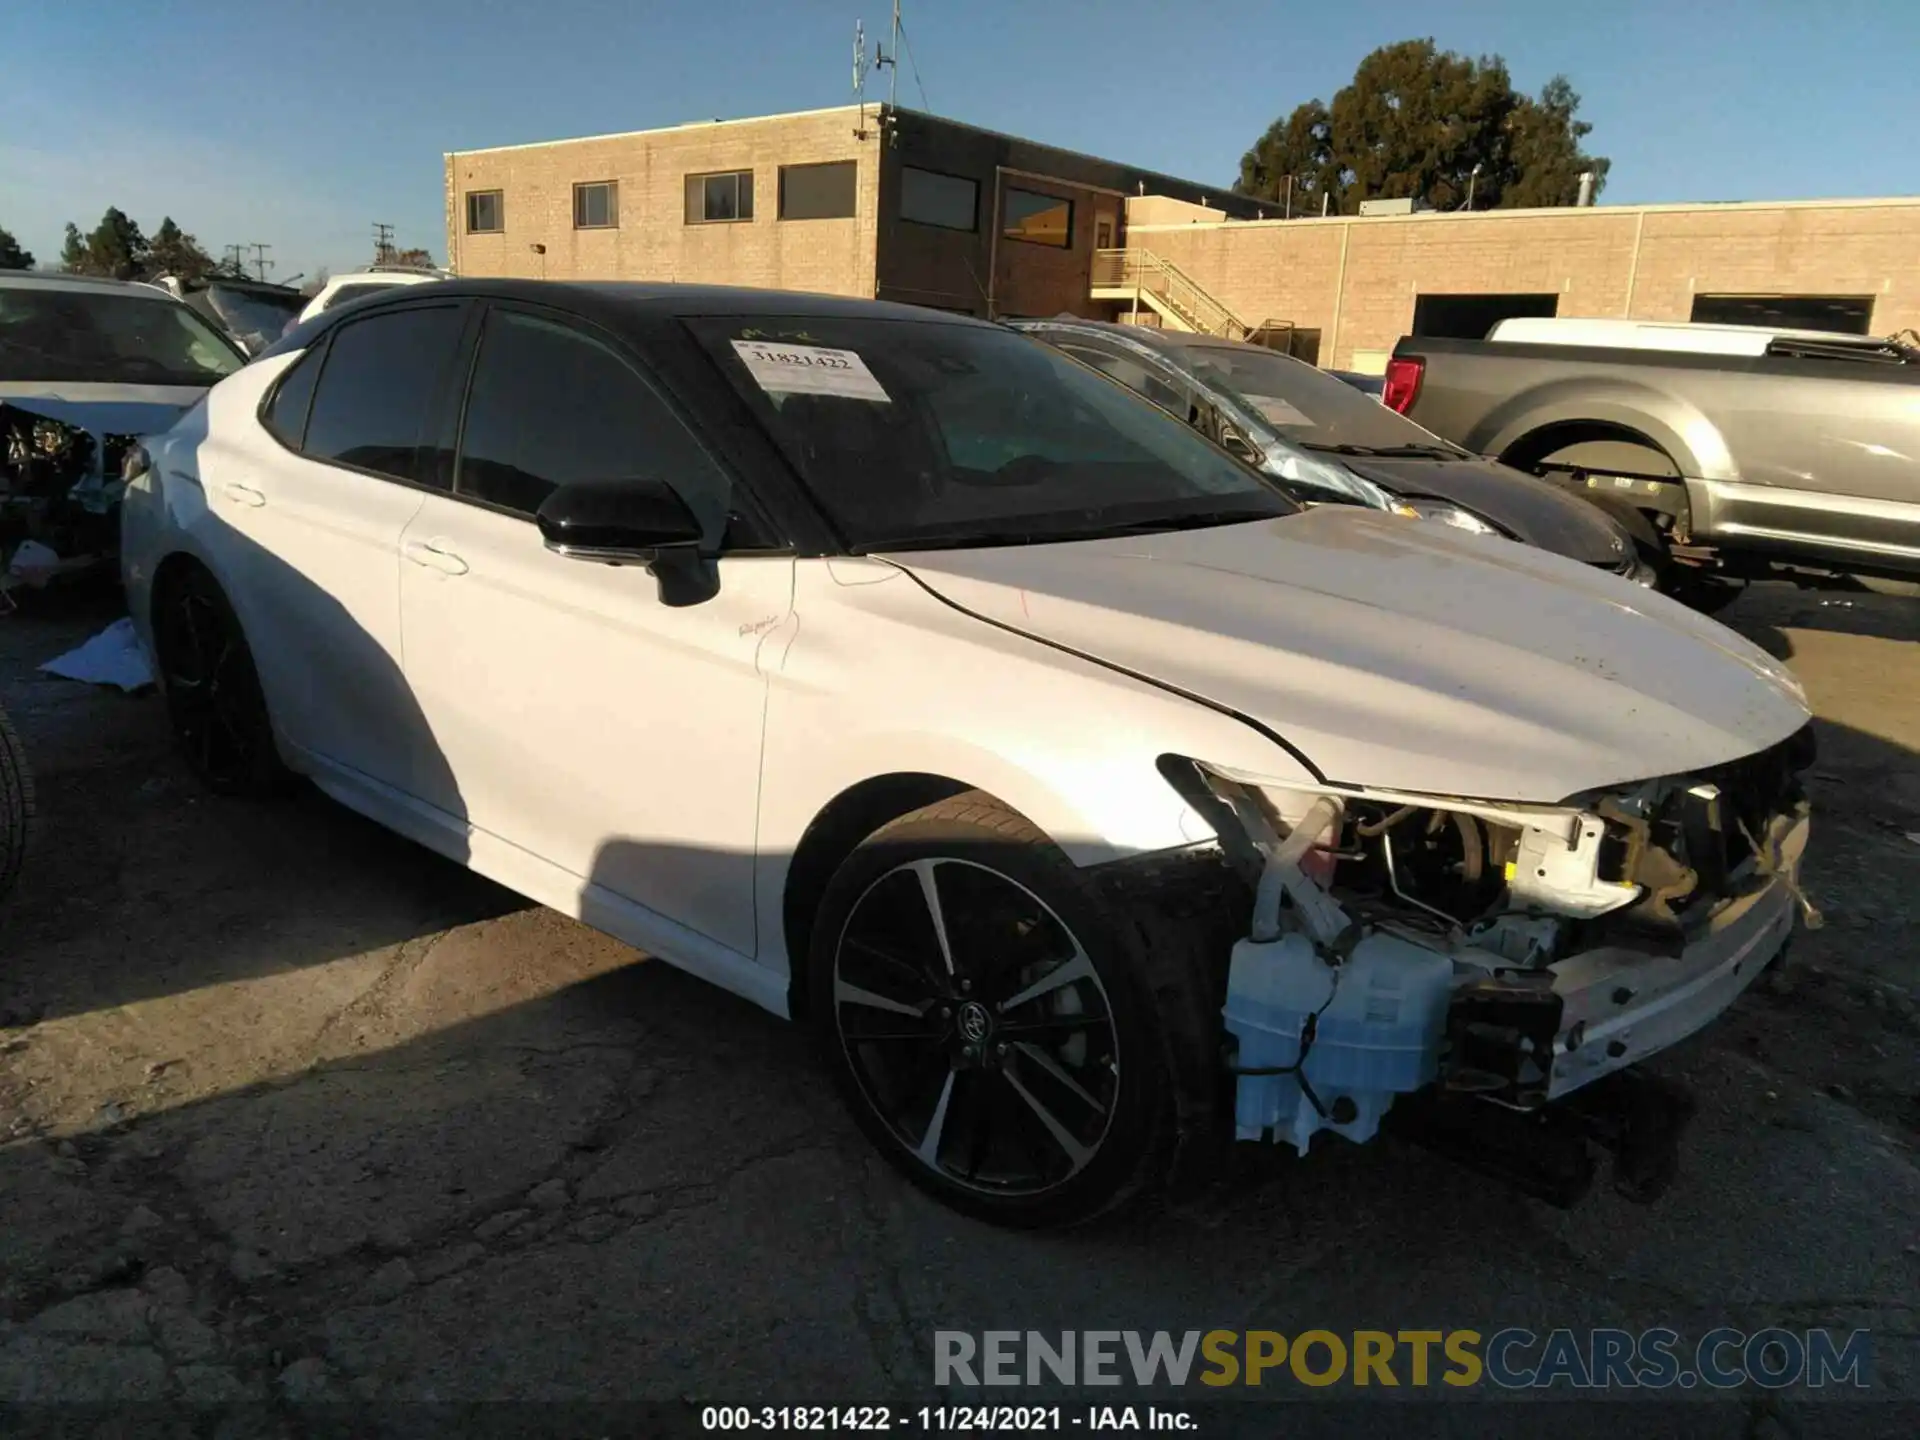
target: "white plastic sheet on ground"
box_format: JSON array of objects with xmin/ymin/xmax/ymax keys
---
[{"xmin": 40, "ymin": 618, "xmax": 155, "ymax": 692}]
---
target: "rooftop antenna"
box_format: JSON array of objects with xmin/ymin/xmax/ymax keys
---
[
  {"xmin": 874, "ymin": 1, "xmax": 900, "ymax": 108},
  {"xmin": 852, "ymin": 19, "xmax": 871, "ymax": 138}
]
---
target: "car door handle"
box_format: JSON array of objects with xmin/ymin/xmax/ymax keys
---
[
  {"xmin": 402, "ymin": 539, "xmax": 469, "ymax": 576},
  {"xmin": 222, "ymin": 482, "xmax": 266, "ymax": 508}
]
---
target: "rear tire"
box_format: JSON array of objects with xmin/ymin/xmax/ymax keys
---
[
  {"xmin": 809, "ymin": 792, "xmax": 1172, "ymax": 1228},
  {"xmin": 151, "ymin": 566, "xmax": 289, "ymax": 798},
  {"xmin": 0, "ymin": 703, "xmax": 33, "ymax": 902}
]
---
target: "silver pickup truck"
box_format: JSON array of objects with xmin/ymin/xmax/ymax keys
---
[{"xmin": 1386, "ymin": 318, "xmax": 1920, "ymax": 605}]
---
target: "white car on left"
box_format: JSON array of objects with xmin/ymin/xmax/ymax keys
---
[{"xmin": 1, "ymin": 273, "xmax": 246, "ymax": 550}]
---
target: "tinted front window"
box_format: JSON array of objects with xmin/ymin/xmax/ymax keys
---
[
  {"xmin": 0, "ymin": 287, "xmax": 242, "ymax": 386},
  {"xmin": 457, "ymin": 309, "xmax": 741, "ymax": 544},
  {"xmin": 303, "ymin": 306, "xmax": 464, "ymax": 483},
  {"xmin": 1175, "ymin": 343, "xmax": 1456, "ymax": 452},
  {"xmin": 693, "ymin": 317, "xmax": 1294, "ymax": 550}
]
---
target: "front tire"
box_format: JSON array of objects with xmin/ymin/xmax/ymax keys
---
[
  {"xmin": 0, "ymin": 703, "xmax": 33, "ymax": 902},
  {"xmin": 151, "ymin": 566, "xmax": 288, "ymax": 798},
  {"xmin": 809, "ymin": 793, "xmax": 1171, "ymax": 1228}
]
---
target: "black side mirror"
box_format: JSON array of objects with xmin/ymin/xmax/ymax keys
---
[{"xmin": 536, "ymin": 479, "xmax": 719, "ymax": 607}]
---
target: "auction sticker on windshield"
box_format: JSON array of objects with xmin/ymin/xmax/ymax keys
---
[
  {"xmin": 1244, "ymin": 394, "xmax": 1312, "ymax": 428},
  {"xmin": 730, "ymin": 340, "xmax": 891, "ymax": 402}
]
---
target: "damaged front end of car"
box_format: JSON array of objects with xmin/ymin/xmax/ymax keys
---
[
  {"xmin": 1, "ymin": 399, "xmax": 184, "ymax": 589},
  {"xmin": 1158, "ymin": 725, "xmax": 1817, "ymax": 1205}
]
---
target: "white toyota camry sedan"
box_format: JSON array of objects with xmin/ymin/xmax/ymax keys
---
[{"xmin": 122, "ymin": 282, "xmax": 1815, "ymax": 1227}]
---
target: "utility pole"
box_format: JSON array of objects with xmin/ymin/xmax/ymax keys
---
[
  {"xmin": 222, "ymin": 244, "xmax": 246, "ymax": 277},
  {"xmin": 373, "ymin": 222, "xmax": 395, "ymax": 265},
  {"xmin": 246, "ymin": 243, "xmax": 273, "ymax": 282},
  {"xmin": 884, "ymin": 0, "xmax": 900, "ymax": 108}
]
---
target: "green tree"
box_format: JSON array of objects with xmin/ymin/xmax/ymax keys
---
[
  {"xmin": 0, "ymin": 226, "xmax": 33, "ymax": 270},
  {"xmin": 1237, "ymin": 38, "xmax": 1609, "ymax": 214},
  {"xmin": 59, "ymin": 207, "xmax": 151, "ymax": 278},
  {"xmin": 59, "ymin": 223, "xmax": 88, "ymax": 273},
  {"xmin": 146, "ymin": 217, "xmax": 218, "ymax": 283}
]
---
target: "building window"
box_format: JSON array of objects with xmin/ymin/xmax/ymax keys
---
[
  {"xmin": 684, "ymin": 170, "xmax": 754, "ymax": 224},
  {"xmin": 1690, "ymin": 293, "xmax": 1874, "ymax": 335},
  {"xmin": 900, "ymin": 167, "xmax": 978, "ymax": 232},
  {"xmin": 779, "ymin": 161, "xmax": 857, "ymax": 220},
  {"xmin": 1003, "ymin": 187, "xmax": 1074, "ymax": 247},
  {"xmin": 573, "ymin": 181, "xmax": 618, "ymax": 229},
  {"xmin": 1411, "ymin": 292, "xmax": 1558, "ymax": 340},
  {"xmin": 465, "ymin": 191, "xmax": 504, "ymax": 234}
]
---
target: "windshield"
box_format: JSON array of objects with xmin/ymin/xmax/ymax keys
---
[
  {"xmin": 0, "ymin": 287, "xmax": 243, "ymax": 387},
  {"xmin": 691, "ymin": 316, "xmax": 1298, "ymax": 550},
  {"xmin": 202, "ymin": 286, "xmax": 304, "ymax": 353},
  {"xmin": 1175, "ymin": 342, "xmax": 1459, "ymax": 453}
]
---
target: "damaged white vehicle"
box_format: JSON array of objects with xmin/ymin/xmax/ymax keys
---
[{"xmin": 121, "ymin": 283, "xmax": 1815, "ymax": 1227}]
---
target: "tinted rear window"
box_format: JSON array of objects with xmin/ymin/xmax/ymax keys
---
[{"xmin": 303, "ymin": 306, "xmax": 464, "ymax": 483}]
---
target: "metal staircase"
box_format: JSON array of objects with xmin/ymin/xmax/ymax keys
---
[{"xmin": 1090, "ymin": 247, "xmax": 1291, "ymax": 346}]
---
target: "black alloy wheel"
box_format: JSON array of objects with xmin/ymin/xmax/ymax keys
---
[
  {"xmin": 810, "ymin": 793, "xmax": 1168, "ymax": 1227},
  {"xmin": 0, "ymin": 702, "xmax": 33, "ymax": 901},
  {"xmin": 153, "ymin": 567, "xmax": 286, "ymax": 797}
]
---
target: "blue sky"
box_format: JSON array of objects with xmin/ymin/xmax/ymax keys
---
[{"xmin": 3, "ymin": 0, "xmax": 1914, "ymax": 283}]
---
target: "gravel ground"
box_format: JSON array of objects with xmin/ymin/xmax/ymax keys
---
[{"xmin": 0, "ymin": 578, "xmax": 1915, "ymax": 1437}]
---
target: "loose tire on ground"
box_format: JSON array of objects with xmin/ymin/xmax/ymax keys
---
[{"xmin": 809, "ymin": 791, "xmax": 1176, "ymax": 1227}]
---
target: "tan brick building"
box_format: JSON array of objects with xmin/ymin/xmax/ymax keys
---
[
  {"xmin": 446, "ymin": 106, "xmax": 1920, "ymax": 372},
  {"xmin": 1127, "ymin": 194, "xmax": 1920, "ymax": 370},
  {"xmin": 444, "ymin": 103, "xmax": 1259, "ymax": 318}
]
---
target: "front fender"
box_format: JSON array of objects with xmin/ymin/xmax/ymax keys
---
[{"xmin": 750, "ymin": 558, "xmax": 1320, "ymax": 981}]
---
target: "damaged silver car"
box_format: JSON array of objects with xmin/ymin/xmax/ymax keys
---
[{"xmin": 2, "ymin": 272, "xmax": 242, "ymax": 586}]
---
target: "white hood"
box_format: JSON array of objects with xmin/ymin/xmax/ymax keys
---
[{"xmin": 889, "ymin": 508, "xmax": 1810, "ymax": 802}]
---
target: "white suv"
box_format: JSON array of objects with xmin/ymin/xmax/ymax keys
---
[{"xmin": 296, "ymin": 266, "xmax": 449, "ymax": 325}]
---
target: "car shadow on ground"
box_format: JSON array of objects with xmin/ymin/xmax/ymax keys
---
[
  {"xmin": 0, "ymin": 566, "xmax": 1916, "ymax": 1409},
  {"xmin": 0, "ymin": 523, "xmax": 526, "ymax": 1029}
]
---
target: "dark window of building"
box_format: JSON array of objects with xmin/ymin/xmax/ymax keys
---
[
  {"xmin": 465, "ymin": 191, "xmax": 504, "ymax": 234},
  {"xmin": 1411, "ymin": 292, "xmax": 1558, "ymax": 340},
  {"xmin": 1285, "ymin": 328, "xmax": 1322, "ymax": 365},
  {"xmin": 261, "ymin": 345, "xmax": 323, "ymax": 448},
  {"xmin": 456, "ymin": 309, "xmax": 745, "ymax": 547},
  {"xmin": 684, "ymin": 170, "xmax": 754, "ymax": 224},
  {"xmin": 303, "ymin": 306, "xmax": 465, "ymax": 485},
  {"xmin": 1003, "ymin": 187, "xmax": 1074, "ymax": 247},
  {"xmin": 900, "ymin": 167, "xmax": 978, "ymax": 232},
  {"xmin": 573, "ymin": 181, "xmax": 618, "ymax": 229},
  {"xmin": 779, "ymin": 161, "xmax": 857, "ymax": 221},
  {"xmin": 1689, "ymin": 294, "xmax": 1874, "ymax": 335},
  {"xmin": 1095, "ymin": 219, "xmax": 1114, "ymax": 249}
]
